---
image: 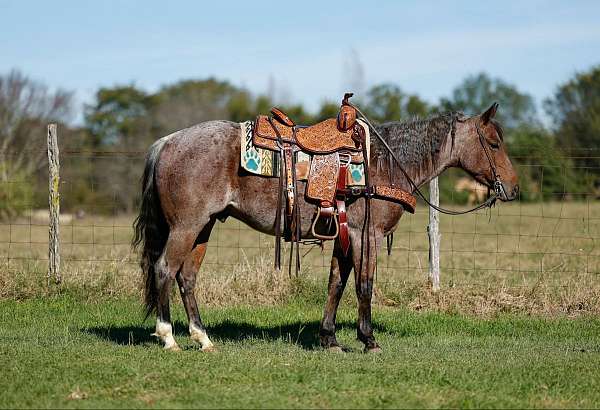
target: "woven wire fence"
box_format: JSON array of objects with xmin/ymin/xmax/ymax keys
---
[{"xmin": 1, "ymin": 147, "xmax": 599, "ymax": 290}]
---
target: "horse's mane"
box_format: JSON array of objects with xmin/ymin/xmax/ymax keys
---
[{"xmin": 373, "ymin": 112, "xmax": 461, "ymax": 166}]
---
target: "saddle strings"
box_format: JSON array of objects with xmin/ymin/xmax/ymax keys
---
[{"xmin": 351, "ymin": 105, "xmax": 499, "ymax": 216}]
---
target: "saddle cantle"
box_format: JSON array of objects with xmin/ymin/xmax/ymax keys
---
[{"xmin": 250, "ymin": 93, "xmax": 416, "ymax": 271}]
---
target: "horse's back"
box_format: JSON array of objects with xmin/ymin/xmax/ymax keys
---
[{"xmin": 160, "ymin": 119, "xmax": 239, "ymax": 152}]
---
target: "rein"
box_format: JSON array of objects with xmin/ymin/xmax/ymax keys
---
[{"xmin": 352, "ymin": 105, "xmax": 503, "ymax": 216}]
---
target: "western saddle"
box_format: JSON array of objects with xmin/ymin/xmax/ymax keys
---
[{"xmin": 252, "ymin": 93, "xmax": 416, "ymax": 270}]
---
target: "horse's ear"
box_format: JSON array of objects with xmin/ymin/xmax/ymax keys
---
[{"xmin": 481, "ymin": 102, "xmax": 499, "ymax": 124}]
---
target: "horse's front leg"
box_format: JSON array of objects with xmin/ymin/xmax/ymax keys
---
[
  {"xmin": 352, "ymin": 228, "xmax": 383, "ymax": 353},
  {"xmin": 319, "ymin": 240, "xmax": 353, "ymax": 352}
]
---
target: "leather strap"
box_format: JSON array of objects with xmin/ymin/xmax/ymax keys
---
[
  {"xmin": 372, "ymin": 185, "xmax": 416, "ymax": 213},
  {"xmin": 336, "ymin": 185, "xmax": 416, "ymax": 214},
  {"xmin": 274, "ymin": 148, "xmax": 284, "ymax": 270},
  {"xmin": 336, "ymin": 164, "xmax": 350, "ymax": 256},
  {"xmin": 289, "ymin": 141, "xmax": 301, "ymax": 275},
  {"xmin": 283, "ymin": 146, "xmax": 295, "ymax": 218}
]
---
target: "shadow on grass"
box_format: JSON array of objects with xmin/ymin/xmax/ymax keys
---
[
  {"xmin": 84, "ymin": 325, "xmax": 156, "ymax": 346},
  {"xmin": 84, "ymin": 319, "xmax": 387, "ymax": 351}
]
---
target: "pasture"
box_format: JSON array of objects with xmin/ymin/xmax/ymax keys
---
[
  {"xmin": 1, "ymin": 295, "xmax": 599, "ymax": 408},
  {"xmin": 1, "ymin": 201, "xmax": 599, "ymax": 408}
]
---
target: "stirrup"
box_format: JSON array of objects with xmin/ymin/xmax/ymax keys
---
[{"xmin": 310, "ymin": 207, "xmax": 339, "ymax": 240}]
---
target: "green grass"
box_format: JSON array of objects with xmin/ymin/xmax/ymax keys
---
[{"xmin": 1, "ymin": 295, "xmax": 599, "ymax": 408}]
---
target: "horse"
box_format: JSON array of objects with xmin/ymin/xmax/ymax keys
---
[
  {"xmin": 455, "ymin": 176, "xmax": 488, "ymax": 205},
  {"xmin": 132, "ymin": 103, "xmax": 519, "ymax": 353}
]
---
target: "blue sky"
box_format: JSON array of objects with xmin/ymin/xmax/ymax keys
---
[{"xmin": 1, "ymin": 0, "xmax": 599, "ymax": 123}]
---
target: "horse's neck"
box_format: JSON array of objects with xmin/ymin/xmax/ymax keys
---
[
  {"xmin": 412, "ymin": 150, "xmax": 453, "ymax": 189},
  {"xmin": 372, "ymin": 140, "xmax": 454, "ymax": 193}
]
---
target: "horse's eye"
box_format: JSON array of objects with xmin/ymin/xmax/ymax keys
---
[{"xmin": 489, "ymin": 141, "xmax": 500, "ymax": 150}]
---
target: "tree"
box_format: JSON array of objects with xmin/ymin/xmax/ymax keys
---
[
  {"xmin": 0, "ymin": 69, "xmax": 73, "ymax": 173},
  {"xmin": 154, "ymin": 79, "xmax": 234, "ymax": 134},
  {"xmin": 314, "ymin": 101, "xmax": 339, "ymax": 122},
  {"xmin": 254, "ymin": 95, "xmax": 274, "ymax": 118},
  {"xmin": 0, "ymin": 69, "xmax": 73, "ymax": 218},
  {"xmin": 508, "ymin": 126, "xmax": 587, "ymax": 201},
  {"xmin": 544, "ymin": 65, "xmax": 600, "ymax": 177},
  {"xmin": 84, "ymin": 85, "xmax": 155, "ymax": 213},
  {"xmin": 273, "ymin": 104, "xmax": 314, "ymax": 125},
  {"xmin": 364, "ymin": 84, "xmax": 429, "ymax": 123},
  {"xmin": 85, "ymin": 85, "xmax": 154, "ymax": 148},
  {"xmin": 439, "ymin": 73, "xmax": 537, "ymax": 131},
  {"xmin": 83, "ymin": 80, "xmax": 272, "ymax": 212},
  {"xmin": 152, "ymin": 79, "xmax": 261, "ymax": 134}
]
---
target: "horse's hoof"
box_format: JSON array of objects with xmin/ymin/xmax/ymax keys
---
[
  {"xmin": 201, "ymin": 345, "xmax": 217, "ymax": 353},
  {"xmin": 326, "ymin": 345, "xmax": 344, "ymax": 353},
  {"xmin": 165, "ymin": 344, "xmax": 182, "ymax": 352},
  {"xmin": 364, "ymin": 345, "xmax": 382, "ymax": 354}
]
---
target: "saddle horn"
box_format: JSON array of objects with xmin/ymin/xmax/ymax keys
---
[{"xmin": 337, "ymin": 93, "xmax": 357, "ymax": 131}]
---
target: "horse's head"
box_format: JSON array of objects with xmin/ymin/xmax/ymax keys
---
[{"xmin": 454, "ymin": 103, "xmax": 519, "ymax": 201}]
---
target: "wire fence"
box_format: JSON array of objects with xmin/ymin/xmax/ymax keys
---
[{"xmin": 1, "ymin": 144, "xmax": 599, "ymax": 290}]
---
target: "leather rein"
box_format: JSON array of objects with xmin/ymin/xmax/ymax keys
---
[{"xmin": 352, "ymin": 105, "xmax": 505, "ymax": 216}]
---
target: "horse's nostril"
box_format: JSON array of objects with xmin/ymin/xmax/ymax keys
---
[{"xmin": 513, "ymin": 185, "xmax": 520, "ymax": 196}]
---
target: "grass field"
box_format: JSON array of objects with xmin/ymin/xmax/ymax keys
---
[
  {"xmin": 1, "ymin": 201, "xmax": 600, "ymax": 408},
  {"xmin": 1, "ymin": 294, "xmax": 599, "ymax": 408}
]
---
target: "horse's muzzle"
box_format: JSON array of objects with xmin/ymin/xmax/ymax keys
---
[{"xmin": 499, "ymin": 183, "xmax": 519, "ymax": 201}]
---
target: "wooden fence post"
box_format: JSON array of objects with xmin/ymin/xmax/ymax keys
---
[
  {"xmin": 47, "ymin": 124, "xmax": 61, "ymax": 285},
  {"xmin": 428, "ymin": 177, "xmax": 440, "ymax": 291}
]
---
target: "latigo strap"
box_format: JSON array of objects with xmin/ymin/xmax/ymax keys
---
[{"xmin": 336, "ymin": 163, "xmax": 351, "ymax": 256}]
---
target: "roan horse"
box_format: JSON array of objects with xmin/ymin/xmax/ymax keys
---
[{"xmin": 133, "ymin": 103, "xmax": 519, "ymax": 353}]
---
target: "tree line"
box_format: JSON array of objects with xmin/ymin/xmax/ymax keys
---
[{"xmin": 0, "ymin": 66, "xmax": 599, "ymax": 216}]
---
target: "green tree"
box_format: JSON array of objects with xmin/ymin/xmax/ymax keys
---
[
  {"xmin": 254, "ymin": 95, "xmax": 274, "ymax": 117},
  {"xmin": 227, "ymin": 90, "xmax": 255, "ymax": 123},
  {"xmin": 273, "ymin": 104, "xmax": 314, "ymax": 125},
  {"xmin": 439, "ymin": 73, "xmax": 537, "ymax": 131},
  {"xmin": 153, "ymin": 78, "xmax": 258, "ymax": 134},
  {"xmin": 314, "ymin": 101, "xmax": 339, "ymax": 122},
  {"xmin": 508, "ymin": 127, "xmax": 587, "ymax": 201},
  {"xmin": 544, "ymin": 65, "xmax": 600, "ymax": 177},
  {"xmin": 84, "ymin": 85, "xmax": 154, "ymax": 148},
  {"xmin": 364, "ymin": 84, "xmax": 429, "ymax": 123},
  {"xmin": 84, "ymin": 85, "xmax": 155, "ymax": 213}
]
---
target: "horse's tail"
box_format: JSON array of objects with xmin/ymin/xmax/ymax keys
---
[{"xmin": 132, "ymin": 137, "xmax": 170, "ymax": 319}]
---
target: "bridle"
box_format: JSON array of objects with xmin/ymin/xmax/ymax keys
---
[
  {"xmin": 475, "ymin": 121, "xmax": 507, "ymax": 201},
  {"xmin": 352, "ymin": 105, "xmax": 506, "ymax": 216}
]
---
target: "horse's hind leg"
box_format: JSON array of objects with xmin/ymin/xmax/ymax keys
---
[
  {"xmin": 153, "ymin": 227, "xmax": 199, "ymax": 351},
  {"xmin": 176, "ymin": 219, "xmax": 216, "ymax": 352}
]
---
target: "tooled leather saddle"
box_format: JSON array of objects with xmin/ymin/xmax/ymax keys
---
[{"xmin": 252, "ymin": 93, "xmax": 416, "ymax": 271}]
